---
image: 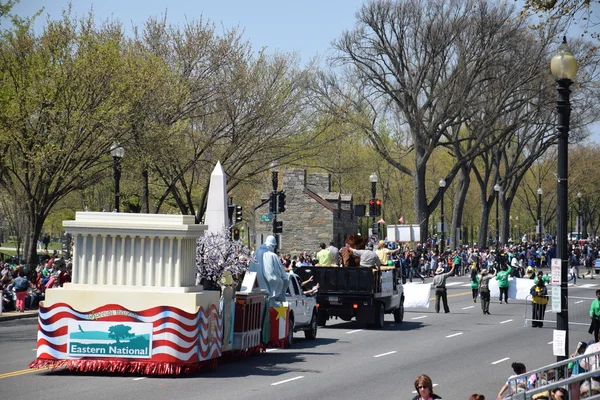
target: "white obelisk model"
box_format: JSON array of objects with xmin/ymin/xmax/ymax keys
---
[{"xmin": 204, "ymin": 161, "xmax": 229, "ymax": 234}]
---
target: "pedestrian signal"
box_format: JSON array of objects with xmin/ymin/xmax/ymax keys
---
[{"xmin": 232, "ymin": 228, "xmax": 240, "ymax": 241}]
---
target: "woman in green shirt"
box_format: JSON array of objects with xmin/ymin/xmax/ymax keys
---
[
  {"xmin": 588, "ymin": 289, "xmax": 600, "ymax": 342},
  {"xmin": 470, "ymin": 264, "xmax": 479, "ymax": 303}
]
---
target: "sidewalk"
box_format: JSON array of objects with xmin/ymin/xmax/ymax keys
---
[{"xmin": 0, "ymin": 309, "xmax": 39, "ymax": 322}]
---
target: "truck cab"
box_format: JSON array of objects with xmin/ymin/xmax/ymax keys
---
[{"xmin": 284, "ymin": 273, "xmax": 318, "ymax": 346}]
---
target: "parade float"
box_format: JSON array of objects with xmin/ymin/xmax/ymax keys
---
[{"xmin": 29, "ymin": 162, "xmax": 290, "ymax": 375}]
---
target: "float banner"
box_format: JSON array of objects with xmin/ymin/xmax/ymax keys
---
[
  {"xmin": 67, "ymin": 320, "xmax": 152, "ymax": 359},
  {"xmin": 34, "ymin": 302, "xmax": 222, "ymax": 363},
  {"xmin": 403, "ymin": 283, "xmax": 430, "ymax": 309}
]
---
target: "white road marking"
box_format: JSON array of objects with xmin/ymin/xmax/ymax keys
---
[
  {"xmin": 271, "ymin": 376, "xmax": 304, "ymax": 386},
  {"xmin": 575, "ymin": 300, "xmax": 584, "ymax": 304},
  {"xmin": 373, "ymin": 351, "xmax": 397, "ymax": 358},
  {"xmin": 266, "ymin": 348, "xmax": 279, "ymax": 352},
  {"xmin": 462, "ymin": 306, "xmax": 475, "ymax": 310},
  {"xmin": 446, "ymin": 332, "xmax": 463, "ymax": 338},
  {"xmin": 411, "ymin": 316, "xmax": 427, "ymax": 320},
  {"xmin": 461, "ymin": 283, "xmax": 472, "ymax": 287},
  {"xmin": 346, "ymin": 329, "xmax": 363, "ymax": 334},
  {"xmin": 578, "ymin": 284, "xmax": 597, "ymax": 288},
  {"xmin": 548, "ymin": 341, "xmax": 554, "ymax": 344},
  {"xmin": 132, "ymin": 377, "xmax": 146, "ymax": 381},
  {"xmin": 492, "ymin": 357, "xmax": 510, "ymax": 365},
  {"xmin": 446, "ymin": 282, "xmax": 462, "ymax": 286},
  {"xmin": 499, "ymin": 319, "xmax": 513, "ymax": 324}
]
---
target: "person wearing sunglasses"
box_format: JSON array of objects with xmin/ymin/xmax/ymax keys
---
[{"xmin": 412, "ymin": 374, "xmax": 442, "ymax": 400}]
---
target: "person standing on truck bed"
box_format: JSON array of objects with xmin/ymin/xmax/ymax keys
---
[
  {"xmin": 376, "ymin": 240, "xmax": 401, "ymax": 266},
  {"xmin": 316, "ymin": 243, "xmax": 333, "ymax": 266},
  {"xmin": 432, "ymin": 264, "xmax": 455, "ymax": 313},
  {"xmin": 340, "ymin": 234, "xmax": 365, "ymax": 267},
  {"xmin": 347, "ymin": 243, "xmax": 382, "ymax": 267}
]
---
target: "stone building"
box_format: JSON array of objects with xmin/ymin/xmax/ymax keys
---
[{"xmin": 253, "ymin": 169, "xmax": 357, "ymax": 254}]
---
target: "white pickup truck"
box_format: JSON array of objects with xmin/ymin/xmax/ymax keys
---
[{"xmin": 284, "ymin": 273, "xmax": 318, "ymax": 346}]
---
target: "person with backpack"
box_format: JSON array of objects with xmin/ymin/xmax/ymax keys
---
[
  {"xmin": 9, "ymin": 269, "xmax": 30, "ymax": 313},
  {"xmin": 479, "ymin": 268, "xmax": 497, "ymax": 315}
]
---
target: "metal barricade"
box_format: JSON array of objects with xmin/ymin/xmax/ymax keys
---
[
  {"xmin": 504, "ymin": 348, "xmax": 600, "ymax": 399},
  {"xmin": 524, "ymin": 294, "xmax": 595, "ymax": 328}
]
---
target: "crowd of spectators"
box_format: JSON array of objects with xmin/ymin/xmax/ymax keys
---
[{"xmin": 1, "ymin": 250, "xmax": 72, "ymax": 312}]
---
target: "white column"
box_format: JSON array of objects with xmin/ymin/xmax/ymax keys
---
[
  {"xmin": 89, "ymin": 235, "xmax": 97, "ymax": 285},
  {"xmin": 80, "ymin": 235, "xmax": 88, "ymax": 284},
  {"xmin": 166, "ymin": 237, "xmax": 174, "ymax": 287},
  {"xmin": 98, "ymin": 235, "xmax": 107, "ymax": 285},
  {"xmin": 119, "ymin": 236, "xmax": 127, "ymax": 285},
  {"xmin": 174, "ymin": 238, "xmax": 182, "ymax": 287},
  {"xmin": 137, "ymin": 237, "xmax": 145, "ymax": 286},
  {"xmin": 129, "ymin": 236, "xmax": 136, "ymax": 285},
  {"xmin": 157, "ymin": 238, "xmax": 164, "ymax": 286},
  {"xmin": 147, "ymin": 237, "xmax": 155, "ymax": 286},
  {"xmin": 108, "ymin": 236, "xmax": 116, "ymax": 285}
]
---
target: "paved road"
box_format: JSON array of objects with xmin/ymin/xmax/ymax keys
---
[{"xmin": 0, "ymin": 277, "xmax": 594, "ymax": 400}]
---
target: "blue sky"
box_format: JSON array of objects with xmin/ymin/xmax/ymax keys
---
[
  {"xmin": 11, "ymin": 0, "xmax": 599, "ymax": 142},
  {"xmin": 13, "ymin": 0, "xmax": 366, "ymax": 65}
]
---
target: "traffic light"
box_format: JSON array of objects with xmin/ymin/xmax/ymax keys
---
[
  {"xmin": 278, "ymin": 190, "xmax": 286, "ymax": 213},
  {"xmin": 269, "ymin": 192, "xmax": 277, "ymax": 213},
  {"xmin": 232, "ymin": 228, "xmax": 240, "ymax": 241},
  {"xmin": 375, "ymin": 199, "xmax": 382, "ymax": 216},
  {"xmin": 369, "ymin": 199, "xmax": 376, "ymax": 216},
  {"xmin": 274, "ymin": 221, "xmax": 283, "ymax": 233},
  {"xmin": 235, "ymin": 205, "xmax": 243, "ymax": 222}
]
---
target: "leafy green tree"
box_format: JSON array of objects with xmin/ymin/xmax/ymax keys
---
[{"xmin": 0, "ymin": 10, "xmax": 130, "ymax": 266}]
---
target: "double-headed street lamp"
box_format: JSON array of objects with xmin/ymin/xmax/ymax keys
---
[
  {"xmin": 494, "ymin": 183, "xmax": 501, "ymax": 246},
  {"xmin": 551, "ymin": 36, "xmax": 577, "ymax": 362},
  {"xmin": 439, "ymin": 178, "xmax": 446, "ymax": 252},
  {"xmin": 537, "ymin": 187, "xmax": 543, "ymax": 244},
  {"xmin": 370, "ymin": 172, "xmax": 379, "ymax": 235},
  {"xmin": 110, "ymin": 143, "xmax": 125, "ymax": 212}
]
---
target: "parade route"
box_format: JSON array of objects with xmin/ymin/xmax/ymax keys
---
[{"xmin": 1, "ymin": 276, "xmax": 593, "ymax": 399}]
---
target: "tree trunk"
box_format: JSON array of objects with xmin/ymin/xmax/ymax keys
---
[
  {"xmin": 478, "ymin": 202, "xmax": 491, "ymax": 249},
  {"xmin": 414, "ymin": 157, "xmax": 429, "ymax": 243},
  {"xmin": 142, "ymin": 169, "xmax": 149, "ymax": 213},
  {"xmin": 450, "ymin": 165, "xmax": 471, "ymax": 249},
  {"xmin": 26, "ymin": 218, "xmax": 44, "ymax": 268}
]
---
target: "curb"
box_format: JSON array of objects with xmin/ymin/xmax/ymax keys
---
[{"xmin": 0, "ymin": 312, "xmax": 39, "ymax": 322}]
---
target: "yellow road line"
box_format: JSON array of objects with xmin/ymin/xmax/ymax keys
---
[{"xmin": 0, "ymin": 367, "xmax": 48, "ymax": 379}]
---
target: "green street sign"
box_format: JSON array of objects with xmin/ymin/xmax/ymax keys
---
[{"xmin": 260, "ymin": 213, "xmax": 273, "ymax": 222}]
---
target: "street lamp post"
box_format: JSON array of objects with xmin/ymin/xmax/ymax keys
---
[
  {"xmin": 537, "ymin": 188, "xmax": 543, "ymax": 244},
  {"xmin": 110, "ymin": 143, "xmax": 125, "ymax": 212},
  {"xmin": 439, "ymin": 179, "xmax": 446, "ymax": 252},
  {"xmin": 516, "ymin": 216, "xmax": 519, "ymax": 241},
  {"xmin": 370, "ymin": 172, "xmax": 378, "ymax": 236},
  {"xmin": 551, "ymin": 36, "xmax": 577, "ymax": 362},
  {"xmin": 494, "ymin": 183, "xmax": 501, "ymax": 246},
  {"xmin": 270, "ymin": 161, "xmax": 279, "ymax": 235},
  {"xmin": 577, "ymin": 191, "xmax": 582, "ymax": 239}
]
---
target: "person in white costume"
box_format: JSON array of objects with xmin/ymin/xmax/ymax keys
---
[{"xmin": 248, "ymin": 235, "xmax": 290, "ymax": 307}]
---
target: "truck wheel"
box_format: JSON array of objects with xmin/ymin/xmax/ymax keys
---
[
  {"xmin": 286, "ymin": 315, "xmax": 295, "ymax": 348},
  {"xmin": 305, "ymin": 311, "xmax": 318, "ymax": 340},
  {"xmin": 394, "ymin": 299, "xmax": 404, "ymax": 323},
  {"xmin": 373, "ymin": 302, "xmax": 385, "ymax": 329},
  {"xmin": 317, "ymin": 309, "xmax": 328, "ymax": 327}
]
